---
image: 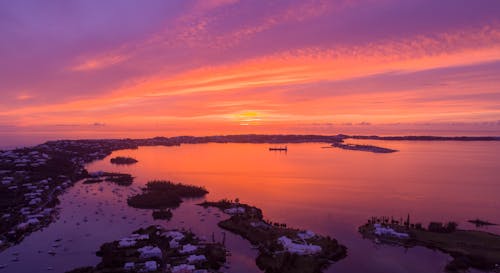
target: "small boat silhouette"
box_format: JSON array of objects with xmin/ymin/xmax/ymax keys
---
[{"xmin": 269, "ymin": 146, "xmax": 287, "ymax": 151}]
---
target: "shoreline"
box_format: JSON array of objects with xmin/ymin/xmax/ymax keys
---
[
  {"xmin": 199, "ymin": 200, "xmax": 347, "ymax": 273},
  {"xmin": 0, "ymin": 135, "xmax": 499, "ymax": 272},
  {"xmin": 359, "ymin": 217, "xmax": 500, "ymax": 272},
  {"xmin": 2, "ymin": 134, "xmax": 500, "ymax": 151},
  {"xmin": 1, "ymin": 135, "xmax": 500, "ymax": 252}
]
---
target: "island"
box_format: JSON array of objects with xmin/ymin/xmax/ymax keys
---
[
  {"xmin": 66, "ymin": 225, "xmax": 227, "ymax": 273},
  {"xmin": 1, "ymin": 134, "xmax": 499, "ymax": 252},
  {"xmin": 358, "ymin": 216, "xmax": 500, "ymax": 272},
  {"xmin": 83, "ymin": 171, "xmax": 134, "ymax": 186},
  {"xmin": 127, "ymin": 181, "xmax": 208, "ymax": 209},
  {"xmin": 152, "ymin": 209, "xmax": 173, "ymax": 221},
  {"xmin": 110, "ymin": 156, "xmax": 138, "ymax": 165},
  {"xmin": 199, "ymin": 199, "xmax": 347, "ymax": 273},
  {"xmin": 329, "ymin": 141, "xmax": 397, "ymax": 153}
]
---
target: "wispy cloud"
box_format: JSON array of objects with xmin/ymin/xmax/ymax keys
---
[
  {"xmin": 16, "ymin": 94, "xmax": 34, "ymax": 100},
  {"xmin": 71, "ymin": 54, "xmax": 128, "ymax": 71},
  {"xmin": 1, "ymin": 0, "xmax": 500, "ymax": 132}
]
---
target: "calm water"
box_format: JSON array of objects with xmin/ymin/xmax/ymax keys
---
[{"xmin": 1, "ymin": 141, "xmax": 500, "ymax": 273}]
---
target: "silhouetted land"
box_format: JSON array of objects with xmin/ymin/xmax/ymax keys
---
[
  {"xmin": 468, "ymin": 219, "xmax": 497, "ymax": 227},
  {"xmin": 66, "ymin": 225, "xmax": 227, "ymax": 273},
  {"xmin": 110, "ymin": 156, "xmax": 138, "ymax": 165},
  {"xmin": 199, "ymin": 199, "xmax": 347, "ymax": 273},
  {"xmin": 127, "ymin": 181, "xmax": 208, "ymax": 209},
  {"xmin": 346, "ymin": 135, "xmax": 500, "ymax": 141},
  {"xmin": 1, "ymin": 134, "xmax": 499, "ymax": 251},
  {"xmin": 152, "ymin": 209, "xmax": 173, "ymax": 221},
  {"xmin": 83, "ymin": 172, "xmax": 134, "ymax": 186},
  {"xmin": 359, "ymin": 217, "xmax": 500, "ymax": 272},
  {"xmin": 330, "ymin": 141, "xmax": 397, "ymax": 153}
]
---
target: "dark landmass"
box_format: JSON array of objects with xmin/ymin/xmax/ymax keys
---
[
  {"xmin": 330, "ymin": 141, "xmax": 397, "ymax": 153},
  {"xmin": 84, "ymin": 172, "xmax": 134, "ymax": 186},
  {"xmin": 359, "ymin": 217, "xmax": 500, "ymax": 272},
  {"xmin": 468, "ymin": 219, "xmax": 497, "ymax": 227},
  {"xmin": 1, "ymin": 134, "xmax": 499, "ymax": 252},
  {"xmin": 199, "ymin": 199, "xmax": 347, "ymax": 273},
  {"xmin": 66, "ymin": 225, "xmax": 227, "ymax": 273},
  {"xmin": 127, "ymin": 181, "xmax": 208, "ymax": 209},
  {"xmin": 345, "ymin": 135, "xmax": 500, "ymax": 141},
  {"xmin": 0, "ymin": 139, "xmax": 140, "ymax": 251},
  {"xmin": 152, "ymin": 209, "xmax": 173, "ymax": 221},
  {"xmin": 82, "ymin": 178, "xmax": 103, "ymax": 184},
  {"xmin": 110, "ymin": 156, "xmax": 138, "ymax": 165}
]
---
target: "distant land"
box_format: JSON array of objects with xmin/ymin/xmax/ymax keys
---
[{"xmin": 33, "ymin": 134, "xmax": 500, "ymax": 148}]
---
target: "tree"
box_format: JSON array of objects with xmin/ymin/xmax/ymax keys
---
[{"xmin": 445, "ymin": 222, "xmax": 458, "ymax": 233}]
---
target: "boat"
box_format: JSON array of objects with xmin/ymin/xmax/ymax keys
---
[{"xmin": 269, "ymin": 146, "xmax": 288, "ymax": 151}]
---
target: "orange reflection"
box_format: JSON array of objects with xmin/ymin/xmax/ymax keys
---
[{"xmin": 86, "ymin": 142, "xmax": 500, "ymax": 234}]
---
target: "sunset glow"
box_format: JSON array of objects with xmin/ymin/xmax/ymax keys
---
[
  {"xmin": 2, "ymin": 2, "xmax": 500, "ymax": 271},
  {"xmin": 1, "ymin": 0, "xmax": 500, "ymax": 135}
]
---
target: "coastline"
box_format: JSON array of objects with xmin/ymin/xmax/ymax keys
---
[
  {"xmin": 1, "ymin": 134, "xmax": 500, "ymax": 272},
  {"xmin": 2, "ymin": 134, "xmax": 500, "ymax": 151},
  {"xmin": 2, "ymin": 134, "xmax": 500, "ymax": 252}
]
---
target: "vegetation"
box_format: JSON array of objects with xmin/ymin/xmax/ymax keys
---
[
  {"xmin": 103, "ymin": 173, "xmax": 134, "ymax": 186},
  {"xmin": 152, "ymin": 209, "xmax": 172, "ymax": 220},
  {"xmin": 359, "ymin": 218, "xmax": 500, "ymax": 272},
  {"xmin": 200, "ymin": 200, "xmax": 347, "ymax": 273},
  {"xmin": 330, "ymin": 141, "xmax": 397, "ymax": 153},
  {"xmin": 427, "ymin": 221, "xmax": 458, "ymax": 233},
  {"xmin": 83, "ymin": 172, "xmax": 133, "ymax": 186},
  {"xmin": 127, "ymin": 181, "xmax": 208, "ymax": 209},
  {"xmin": 110, "ymin": 156, "xmax": 138, "ymax": 165},
  {"xmin": 468, "ymin": 218, "xmax": 497, "ymax": 227},
  {"xmin": 65, "ymin": 226, "xmax": 227, "ymax": 273},
  {"xmin": 65, "ymin": 267, "xmax": 94, "ymax": 273}
]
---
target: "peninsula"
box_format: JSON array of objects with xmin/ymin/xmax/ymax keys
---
[
  {"xmin": 359, "ymin": 217, "xmax": 500, "ymax": 272},
  {"xmin": 199, "ymin": 199, "xmax": 347, "ymax": 273},
  {"xmin": 66, "ymin": 225, "xmax": 227, "ymax": 273}
]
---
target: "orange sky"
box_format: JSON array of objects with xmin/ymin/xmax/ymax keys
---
[{"xmin": 1, "ymin": 0, "xmax": 500, "ymax": 136}]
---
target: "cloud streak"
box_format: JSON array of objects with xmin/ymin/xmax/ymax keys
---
[{"xmin": 1, "ymin": 0, "xmax": 500, "ymax": 134}]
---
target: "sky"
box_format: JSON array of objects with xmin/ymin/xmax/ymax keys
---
[{"xmin": 1, "ymin": 0, "xmax": 500, "ymax": 137}]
